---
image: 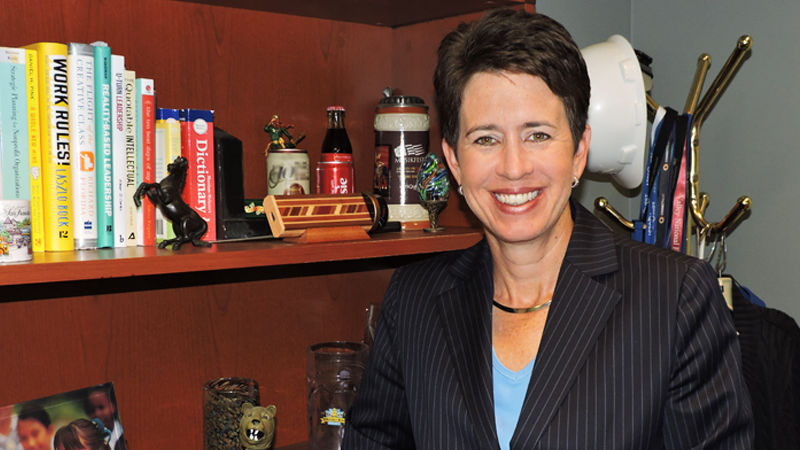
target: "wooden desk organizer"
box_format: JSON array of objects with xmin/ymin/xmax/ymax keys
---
[{"xmin": 262, "ymin": 193, "xmax": 388, "ymax": 243}]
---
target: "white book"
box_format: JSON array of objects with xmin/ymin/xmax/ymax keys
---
[
  {"xmin": 67, "ymin": 42, "xmax": 97, "ymax": 249},
  {"xmin": 111, "ymin": 54, "xmax": 126, "ymax": 247},
  {"xmin": 123, "ymin": 69, "xmax": 137, "ymax": 246}
]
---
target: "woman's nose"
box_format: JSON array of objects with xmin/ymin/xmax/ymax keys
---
[{"xmin": 498, "ymin": 141, "xmax": 533, "ymax": 179}]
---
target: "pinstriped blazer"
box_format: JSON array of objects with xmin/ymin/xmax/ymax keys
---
[{"xmin": 343, "ymin": 201, "xmax": 753, "ymax": 449}]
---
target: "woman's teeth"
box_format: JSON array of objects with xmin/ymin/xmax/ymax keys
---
[{"xmin": 494, "ymin": 190, "xmax": 540, "ymax": 206}]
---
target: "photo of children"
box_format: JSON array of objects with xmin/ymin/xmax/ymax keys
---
[{"xmin": 0, "ymin": 383, "xmax": 126, "ymax": 450}]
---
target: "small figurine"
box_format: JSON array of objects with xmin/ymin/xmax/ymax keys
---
[
  {"xmin": 133, "ymin": 156, "xmax": 211, "ymax": 250},
  {"xmin": 239, "ymin": 402, "xmax": 277, "ymax": 450},
  {"xmin": 264, "ymin": 115, "xmax": 305, "ymax": 153},
  {"xmin": 415, "ymin": 153, "xmax": 450, "ymax": 232}
]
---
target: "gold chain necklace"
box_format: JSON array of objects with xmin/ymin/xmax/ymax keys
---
[{"xmin": 492, "ymin": 298, "xmax": 552, "ymax": 313}]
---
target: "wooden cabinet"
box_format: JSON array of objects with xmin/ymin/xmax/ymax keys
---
[
  {"xmin": 0, "ymin": 229, "xmax": 482, "ymax": 447},
  {"xmin": 0, "ymin": 0, "xmax": 531, "ymax": 446}
]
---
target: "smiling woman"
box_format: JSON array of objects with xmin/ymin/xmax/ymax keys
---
[
  {"xmin": 343, "ymin": 8, "xmax": 753, "ymax": 450},
  {"xmin": 442, "ymin": 71, "xmax": 588, "ymax": 249}
]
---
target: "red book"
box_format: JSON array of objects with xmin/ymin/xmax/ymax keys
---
[
  {"xmin": 180, "ymin": 109, "xmax": 216, "ymax": 241},
  {"xmin": 137, "ymin": 79, "xmax": 156, "ymax": 246}
]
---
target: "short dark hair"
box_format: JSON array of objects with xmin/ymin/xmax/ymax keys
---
[
  {"xmin": 434, "ymin": 9, "xmax": 590, "ymax": 152},
  {"xmin": 18, "ymin": 403, "xmax": 51, "ymax": 428}
]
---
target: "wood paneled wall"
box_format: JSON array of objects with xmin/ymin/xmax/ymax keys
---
[
  {"xmin": 0, "ymin": 262, "xmax": 397, "ymax": 447},
  {"xmin": 0, "ymin": 0, "xmax": 394, "ymax": 197},
  {"xmin": 0, "ymin": 0, "xmax": 410, "ymax": 447},
  {"xmin": 0, "ymin": 1, "xmax": 523, "ymax": 446}
]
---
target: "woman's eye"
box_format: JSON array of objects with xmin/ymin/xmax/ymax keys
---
[
  {"xmin": 474, "ymin": 136, "xmax": 497, "ymax": 146},
  {"xmin": 527, "ymin": 132, "xmax": 550, "ymax": 142}
]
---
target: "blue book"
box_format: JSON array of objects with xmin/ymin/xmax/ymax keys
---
[{"xmin": 0, "ymin": 47, "xmax": 31, "ymax": 200}]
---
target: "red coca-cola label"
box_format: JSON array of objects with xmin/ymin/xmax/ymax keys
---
[
  {"xmin": 316, "ymin": 161, "xmax": 354, "ymax": 194},
  {"xmin": 320, "ymin": 153, "xmax": 353, "ymax": 163}
]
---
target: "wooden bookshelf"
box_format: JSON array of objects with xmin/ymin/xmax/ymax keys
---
[
  {"xmin": 178, "ymin": 0, "xmax": 533, "ymax": 27},
  {"xmin": 2, "ymin": 228, "xmax": 482, "ymax": 288},
  {"xmin": 0, "ymin": 0, "xmax": 514, "ymax": 447}
]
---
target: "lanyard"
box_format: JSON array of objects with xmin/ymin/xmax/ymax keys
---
[
  {"xmin": 636, "ymin": 107, "xmax": 677, "ymax": 245},
  {"xmin": 656, "ymin": 112, "xmax": 689, "ymax": 247},
  {"xmin": 668, "ymin": 114, "xmax": 691, "ymax": 252},
  {"xmin": 633, "ymin": 107, "xmax": 667, "ymax": 242}
]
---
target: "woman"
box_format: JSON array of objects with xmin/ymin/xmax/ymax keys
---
[
  {"xmin": 53, "ymin": 419, "xmax": 110, "ymax": 450},
  {"xmin": 342, "ymin": 9, "xmax": 753, "ymax": 450}
]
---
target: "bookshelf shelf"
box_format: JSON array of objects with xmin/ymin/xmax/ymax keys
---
[
  {"xmin": 2, "ymin": 228, "xmax": 483, "ymax": 287},
  {"xmin": 177, "ymin": 0, "xmax": 533, "ymax": 27},
  {"xmin": 0, "ymin": 0, "xmax": 503, "ymax": 446}
]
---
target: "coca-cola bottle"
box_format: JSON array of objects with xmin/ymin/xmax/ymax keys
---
[
  {"xmin": 316, "ymin": 106, "xmax": 355, "ymax": 194},
  {"xmin": 321, "ymin": 106, "xmax": 353, "ymax": 162}
]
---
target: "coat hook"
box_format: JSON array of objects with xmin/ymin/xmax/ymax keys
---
[
  {"xmin": 684, "ymin": 54, "xmax": 711, "ymax": 114},
  {"xmin": 693, "ymin": 36, "xmax": 752, "ymax": 124},
  {"xmin": 594, "ymin": 197, "xmax": 634, "ymax": 232},
  {"xmin": 688, "ymin": 35, "xmax": 753, "ymax": 239},
  {"xmin": 594, "ymin": 36, "xmax": 753, "ymax": 246},
  {"xmin": 646, "ymin": 93, "xmax": 659, "ymax": 112}
]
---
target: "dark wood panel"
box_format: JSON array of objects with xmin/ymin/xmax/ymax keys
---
[
  {"xmin": 0, "ymin": 2, "xmax": 502, "ymax": 447},
  {"xmin": 0, "ymin": 228, "xmax": 482, "ymax": 287},
  {"xmin": 0, "ymin": 266, "xmax": 394, "ymax": 448},
  {"xmin": 0, "ymin": 0, "xmax": 393, "ymax": 199},
  {"xmin": 178, "ymin": 0, "xmax": 532, "ymax": 28}
]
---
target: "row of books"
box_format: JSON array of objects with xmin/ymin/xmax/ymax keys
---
[{"xmin": 0, "ymin": 42, "xmax": 216, "ymax": 252}]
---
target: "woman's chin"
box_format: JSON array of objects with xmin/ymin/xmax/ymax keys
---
[{"xmin": 487, "ymin": 225, "xmax": 544, "ymax": 245}]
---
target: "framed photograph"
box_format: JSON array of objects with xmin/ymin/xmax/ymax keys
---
[{"xmin": 0, "ymin": 382, "xmax": 126, "ymax": 450}]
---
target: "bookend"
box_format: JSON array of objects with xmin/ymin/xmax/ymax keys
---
[{"xmin": 214, "ymin": 127, "xmax": 270, "ymax": 239}]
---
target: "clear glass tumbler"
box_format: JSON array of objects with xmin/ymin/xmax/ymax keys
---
[{"xmin": 306, "ymin": 341, "xmax": 368, "ymax": 450}]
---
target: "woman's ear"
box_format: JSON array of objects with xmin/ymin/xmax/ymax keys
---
[
  {"xmin": 441, "ymin": 138, "xmax": 462, "ymax": 187},
  {"xmin": 573, "ymin": 124, "xmax": 590, "ymax": 177}
]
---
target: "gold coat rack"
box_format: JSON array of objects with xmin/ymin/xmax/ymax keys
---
[{"xmin": 596, "ymin": 35, "xmax": 753, "ymax": 245}]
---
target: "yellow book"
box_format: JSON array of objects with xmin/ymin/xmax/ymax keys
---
[
  {"xmin": 25, "ymin": 48, "xmax": 45, "ymax": 252},
  {"xmin": 23, "ymin": 42, "xmax": 73, "ymax": 252},
  {"xmin": 154, "ymin": 108, "xmax": 181, "ymax": 242}
]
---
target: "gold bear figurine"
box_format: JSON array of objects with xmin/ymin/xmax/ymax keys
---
[{"xmin": 239, "ymin": 402, "xmax": 277, "ymax": 450}]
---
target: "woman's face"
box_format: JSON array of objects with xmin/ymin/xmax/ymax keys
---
[{"xmin": 442, "ymin": 71, "xmax": 589, "ymax": 246}]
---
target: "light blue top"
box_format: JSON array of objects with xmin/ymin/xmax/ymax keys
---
[{"xmin": 493, "ymin": 348, "xmax": 535, "ymax": 450}]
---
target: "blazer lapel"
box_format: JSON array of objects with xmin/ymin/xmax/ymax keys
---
[
  {"xmin": 437, "ymin": 241, "xmax": 501, "ymax": 450},
  {"xmin": 512, "ymin": 202, "xmax": 623, "ymax": 448}
]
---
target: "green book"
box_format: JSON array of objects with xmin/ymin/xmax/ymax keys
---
[{"xmin": 92, "ymin": 41, "xmax": 113, "ymax": 248}]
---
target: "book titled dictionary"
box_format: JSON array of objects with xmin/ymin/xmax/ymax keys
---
[{"xmin": 180, "ymin": 108, "xmax": 216, "ymax": 241}]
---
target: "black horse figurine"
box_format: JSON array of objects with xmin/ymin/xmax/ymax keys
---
[{"xmin": 133, "ymin": 156, "xmax": 211, "ymax": 250}]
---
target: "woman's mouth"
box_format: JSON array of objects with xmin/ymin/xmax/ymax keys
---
[{"xmin": 493, "ymin": 190, "xmax": 541, "ymax": 206}]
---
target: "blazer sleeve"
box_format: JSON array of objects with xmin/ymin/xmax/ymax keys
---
[
  {"xmin": 663, "ymin": 259, "xmax": 754, "ymax": 449},
  {"xmin": 342, "ymin": 275, "xmax": 416, "ymax": 450}
]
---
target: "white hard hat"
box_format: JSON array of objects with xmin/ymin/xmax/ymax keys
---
[{"xmin": 581, "ymin": 35, "xmax": 647, "ymax": 189}]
